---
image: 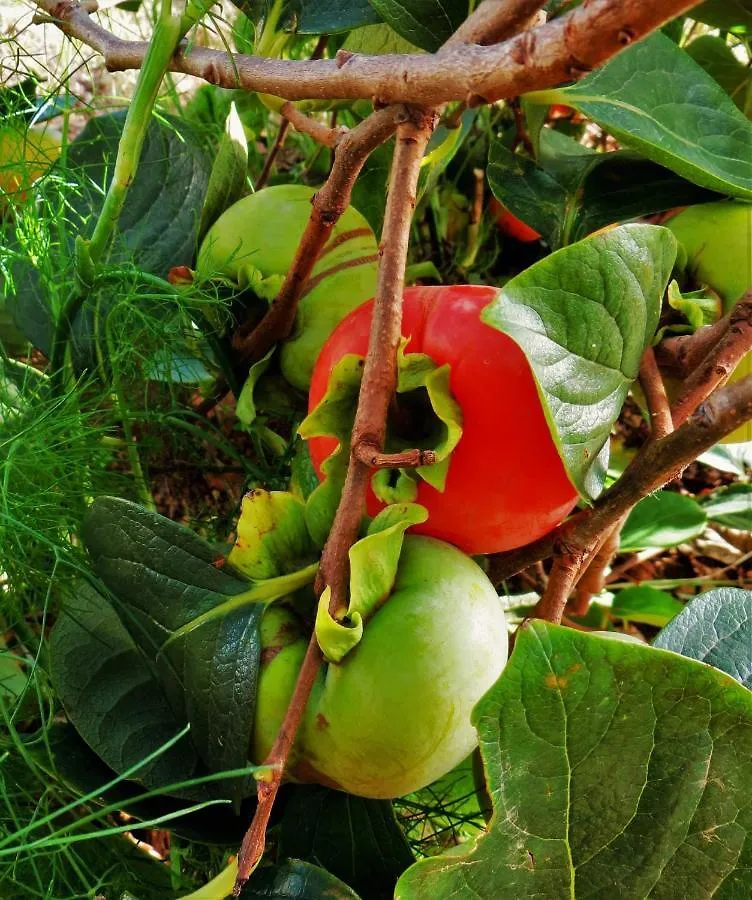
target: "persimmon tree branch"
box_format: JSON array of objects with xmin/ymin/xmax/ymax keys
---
[
  {"xmin": 279, "ymin": 101, "xmax": 347, "ymax": 148},
  {"xmin": 232, "ymin": 106, "xmax": 402, "ymax": 367},
  {"xmin": 36, "ymin": 0, "xmax": 699, "ymax": 106},
  {"xmin": 316, "ymin": 110, "xmax": 437, "ymax": 612},
  {"xmin": 671, "ymin": 292, "xmax": 752, "ymax": 427},
  {"xmin": 444, "ymin": 0, "xmax": 546, "ymax": 47}
]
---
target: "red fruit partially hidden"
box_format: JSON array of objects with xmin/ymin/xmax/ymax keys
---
[
  {"xmin": 489, "ymin": 198, "xmax": 541, "ymax": 243},
  {"xmin": 307, "ymin": 285, "xmax": 578, "ymax": 555}
]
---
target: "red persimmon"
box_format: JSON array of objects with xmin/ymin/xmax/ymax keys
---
[
  {"xmin": 307, "ymin": 285, "xmax": 579, "ymax": 555},
  {"xmin": 489, "ymin": 198, "xmax": 541, "ymax": 243}
]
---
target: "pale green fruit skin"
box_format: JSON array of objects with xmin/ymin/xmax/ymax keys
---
[
  {"xmin": 667, "ymin": 201, "xmax": 752, "ymax": 443},
  {"xmin": 252, "ymin": 536, "xmax": 508, "ymax": 799},
  {"xmin": 196, "ymin": 184, "xmax": 378, "ymax": 390},
  {"xmin": 667, "ymin": 201, "xmax": 752, "ymax": 312},
  {"xmin": 253, "ymin": 605, "xmax": 309, "ymax": 766}
]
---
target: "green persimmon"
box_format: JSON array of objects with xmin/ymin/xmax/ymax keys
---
[
  {"xmin": 666, "ymin": 201, "xmax": 752, "ymax": 312},
  {"xmin": 667, "ymin": 201, "xmax": 752, "ymax": 443},
  {"xmin": 253, "ymin": 536, "xmax": 508, "ymax": 799},
  {"xmin": 196, "ymin": 184, "xmax": 378, "ymax": 390}
]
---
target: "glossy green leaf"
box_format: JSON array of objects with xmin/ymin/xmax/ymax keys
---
[
  {"xmin": 686, "ymin": 35, "xmax": 752, "ymax": 118},
  {"xmin": 611, "ymin": 585, "xmax": 684, "ymax": 628},
  {"xmin": 279, "ymin": 786, "xmax": 414, "ymax": 898},
  {"xmin": 620, "ymin": 490, "xmax": 707, "ymax": 551},
  {"xmin": 482, "ymin": 224, "xmax": 674, "ymax": 497},
  {"xmin": 701, "ymin": 483, "xmax": 752, "ymax": 530},
  {"xmin": 242, "ymin": 860, "xmax": 361, "ymax": 898},
  {"xmin": 368, "ymin": 0, "xmax": 469, "ymax": 51},
  {"xmin": 49, "ymin": 581, "xmax": 202, "ymax": 794},
  {"xmin": 396, "ymin": 621, "xmax": 752, "ymax": 898},
  {"xmin": 526, "ymin": 32, "xmax": 752, "ymax": 199},
  {"xmin": 344, "ymin": 21, "xmax": 422, "ymax": 54},
  {"xmin": 655, "ymin": 587, "xmax": 752, "ymax": 689},
  {"xmin": 198, "ymin": 102, "xmax": 248, "ymax": 244},
  {"xmin": 299, "ymin": 0, "xmax": 382, "ymax": 33},
  {"xmin": 487, "ymin": 131, "xmax": 717, "ymax": 249}
]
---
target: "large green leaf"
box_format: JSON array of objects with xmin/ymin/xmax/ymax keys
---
[
  {"xmin": 526, "ymin": 32, "xmax": 752, "ymax": 199},
  {"xmin": 701, "ymin": 483, "xmax": 752, "ymax": 530},
  {"xmin": 299, "ymin": 0, "xmax": 382, "ymax": 32},
  {"xmin": 80, "ymin": 497, "xmax": 270, "ymax": 805},
  {"xmin": 655, "ymin": 588, "xmax": 752, "ymax": 689},
  {"xmin": 396, "ymin": 621, "xmax": 752, "ymax": 898},
  {"xmin": 620, "ymin": 490, "xmax": 708, "ymax": 551},
  {"xmin": 49, "ymin": 581, "xmax": 202, "ymax": 794},
  {"xmin": 487, "ymin": 131, "xmax": 717, "ymax": 249},
  {"xmin": 367, "ymin": 0, "xmax": 469, "ymax": 51},
  {"xmin": 482, "ymin": 224, "xmax": 675, "ymax": 497},
  {"xmin": 242, "ymin": 860, "xmax": 361, "ymax": 898},
  {"xmin": 686, "ymin": 35, "xmax": 752, "ymax": 119},
  {"xmin": 279, "ymin": 786, "xmax": 414, "ymax": 898}
]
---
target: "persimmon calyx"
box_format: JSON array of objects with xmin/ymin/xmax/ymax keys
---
[{"xmin": 315, "ymin": 503, "xmax": 428, "ymax": 663}]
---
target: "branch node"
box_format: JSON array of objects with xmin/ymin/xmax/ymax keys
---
[
  {"xmin": 336, "ymin": 49, "xmax": 354, "ymax": 68},
  {"xmin": 353, "ymin": 442, "xmax": 437, "ymax": 469}
]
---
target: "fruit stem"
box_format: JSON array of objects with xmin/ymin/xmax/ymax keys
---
[{"xmin": 352, "ymin": 442, "xmax": 437, "ymax": 469}]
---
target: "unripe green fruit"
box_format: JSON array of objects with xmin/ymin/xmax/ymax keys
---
[
  {"xmin": 196, "ymin": 185, "xmax": 378, "ymax": 390},
  {"xmin": 666, "ymin": 201, "xmax": 752, "ymax": 312},
  {"xmin": 254, "ymin": 536, "xmax": 508, "ymax": 799},
  {"xmin": 667, "ymin": 201, "xmax": 752, "ymax": 443}
]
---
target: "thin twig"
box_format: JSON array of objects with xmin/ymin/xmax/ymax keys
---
[
  {"xmin": 654, "ymin": 317, "xmax": 730, "ymax": 377},
  {"xmin": 316, "ymin": 109, "xmax": 438, "ymax": 614},
  {"xmin": 352, "ymin": 443, "xmax": 437, "ymax": 468},
  {"xmin": 256, "ymin": 118, "xmax": 290, "ymax": 190},
  {"xmin": 569, "ymin": 515, "xmax": 626, "ymax": 616},
  {"xmin": 639, "ymin": 346, "xmax": 673, "ymax": 440},
  {"xmin": 35, "ymin": 0, "xmax": 699, "ymax": 106},
  {"xmin": 280, "ymin": 101, "xmax": 346, "ymax": 148},
  {"xmin": 234, "ymin": 634, "xmax": 323, "ymax": 893}
]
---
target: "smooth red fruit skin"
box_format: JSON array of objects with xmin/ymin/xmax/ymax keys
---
[
  {"xmin": 307, "ymin": 285, "xmax": 579, "ymax": 555},
  {"xmin": 489, "ymin": 198, "xmax": 541, "ymax": 243}
]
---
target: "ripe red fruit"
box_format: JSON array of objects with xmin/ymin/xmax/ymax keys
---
[
  {"xmin": 307, "ymin": 285, "xmax": 579, "ymax": 555},
  {"xmin": 489, "ymin": 198, "xmax": 541, "ymax": 243}
]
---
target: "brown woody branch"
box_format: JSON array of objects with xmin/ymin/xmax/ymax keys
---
[
  {"xmin": 444, "ymin": 0, "xmax": 546, "ymax": 47},
  {"xmin": 234, "ymin": 634, "xmax": 323, "ymax": 893},
  {"xmin": 232, "ymin": 106, "xmax": 402, "ymax": 367},
  {"xmin": 654, "ymin": 316, "xmax": 730, "ymax": 377},
  {"xmin": 639, "ymin": 345, "xmax": 673, "ymax": 440},
  {"xmin": 315, "ymin": 110, "xmax": 438, "ymax": 613},
  {"xmin": 36, "ymin": 0, "xmax": 699, "ymax": 106},
  {"xmin": 671, "ymin": 292, "xmax": 752, "ymax": 427}
]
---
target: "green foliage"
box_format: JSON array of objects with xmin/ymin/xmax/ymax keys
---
[
  {"xmin": 278, "ymin": 786, "xmax": 414, "ymax": 898},
  {"xmin": 368, "ymin": 0, "xmax": 469, "ymax": 51},
  {"xmin": 526, "ymin": 32, "xmax": 752, "ymax": 199},
  {"xmin": 242, "ymin": 860, "xmax": 361, "ymax": 898},
  {"xmin": 396, "ymin": 622, "xmax": 752, "ymax": 898},
  {"xmin": 655, "ymin": 588, "xmax": 752, "ymax": 689},
  {"xmin": 620, "ymin": 490, "xmax": 708, "ymax": 551},
  {"xmin": 488, "ymin": 129, "xmax": 717, "ymax": 249}
]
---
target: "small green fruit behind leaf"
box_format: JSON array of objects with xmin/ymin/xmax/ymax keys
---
[
  {"xmin": 666, "ymin": 200, "xmax": 752, "ymax": 443},
  {"xmin": 666, "ymin": 201, "xmax": 752, "ymax": 313},
  {"xmin": 196, "ymin": 183, "xmax": 379, "ymax": 390},
  {"xmin": 253, "ymin": 535, "xmax": 508, "ymax": 800}
]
